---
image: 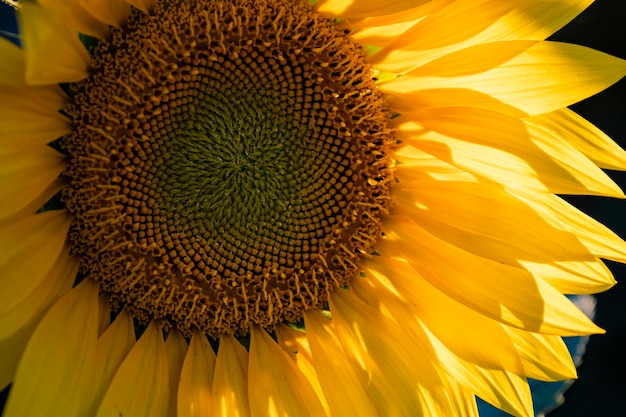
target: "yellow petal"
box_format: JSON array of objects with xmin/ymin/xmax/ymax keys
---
[
  {"xmin": 178, "ymin": 331, "xmax": 217, "ymax": 417},
  {"xmin": 213, "ymin": 335, "xmax": 250, "ymax": 417},
  {"xmin": 0, "ymin": 37, "xmax": 25, "ymax": 85},
  {"xmin": 274, "ymin": 324, "xmax": 330, "ymax": 415},
  {"xmin": 380, "ymin": 216, "xmax": 603, "ymax": 335},
  {"xmin": 79, "ymin": 0, "xmax": 132, "ymax": 27},
  {"xmin": 18, "ymin": 2, "xmax": 90, "ymax": 84},
  {"xmin": 0, "ymin": 144, "xmax": 65, "ymax": 221},
  {"xmin": 125, "ymin": 0, "xmax": 156, "ymax": 14},
  {"xmin": 248, "ymin": 326, "xmax": 327, "ymax": 417},
  {"xmin": 370, "ymin": 0, "xmax": 594, "ymax": 73},
  {"xmin": 165, "ymin": 329, "xmax": 188, "ymax": 417},
  {"xmin": 526, "ymin": 108, "xmax": 626, "ymax": 170},
  {"xmin": 83, "ymin": 310, "xmax": 136, "ymax": 416},
  {"xmin": 3, "ymin": 279, "xmax": 99, "ymax": 417},
  {"xmin": 517, "ymin": 191, "xmax": 626, "ymax": 263},
  {"xmin": 387, "ymin": 88, "xmax": 527, "ymax": 118},
  {"xmin": 396, "ymin": 106, "xmax": 621, "ymax": 195},
  {"xmin": 303, "ymin": 310, "xmax": 381, "ymax": 417},
  {"xmin": 96, "ymin": 322, "xmax": 169, "ymax": 417},
  {"xmin": 0, "ymin": 246, "xmax": 75, "ymax": 339},
  {"xmin": 354, "ymin": 264, "xmax": 533, "ymax": 417},
  {"xmin": 316, "ymin": 0, "xmax": 430, "ymax": 20},
  {"xmin": 0, "ymin": 211, "xmax": 71, "ymax": 313},
  {"xmin": 37, "ymin": 0, "xmax": 109, "ymax": 38},
  {"xmin": 383, "ymin": 42, "xmax": 626, "ymax": 116},
  {"xmin": 330, "ymin": 288, "xmax": 454, "ymax": 416},
  {"xmin": 504, "ymin": 327, "xmax": 577, "ymax": 381},
  {"xmin": 0, "ymin": 252, "xmax": 78, "ymax": 390},
  {"xmin": 0, "ymin": 83, "xmax": 69, "ymax": 140},
  {"xmin": 391, "ymin": 176, "xmax": 599, "ymax": 268}
]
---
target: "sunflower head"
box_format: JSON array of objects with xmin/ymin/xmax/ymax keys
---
[{"xmin": 2, "ymin": 1, "xmax": 626, "ymax": 417}]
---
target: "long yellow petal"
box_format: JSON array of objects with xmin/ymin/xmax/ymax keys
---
[
  {"xmin": 213, "ymin": 335, "xmax": 250, "ymax": 417},
  {"xmin": 380, "ymin": 216, "xmax": 603, "ymax": 335},
  {"xmin": 330, "ymin": 288, "xmax": 454, "ymax": 416},
  {"xmin": 83, "ymin": 310, "xmax": 135, "ymax": 416},
  {"xmin": 0, "ymin": 211, "xmax": 71, "ymax": 312},
  {"xmin": 391, "ymin": 177, "xmax": 600, "ymax": 268},
  {"xmin": 0, "ymin": 252, "xmax": 78, "ymax": 390},
  {"xmin": 178, "ymin": 331, "xmax": 217, "ymax": 417},
  {"xmin": 0, "ymin": 37, "xmax": 25, "ymax": 85},
  {"xmin": 316, "ymin": 0, "xmax": 430, "ymax": 20},
  {"xmin": 3, "ymin": 279, "xmax": 99, "ymax": 417},
  {"xmin": 274, "ymin": 324, "xmax": 330, "ymax": 415},
  {"xmin": 96, "ymin": 322, "xmax": 169, "ymax": 417},
  {"xmin": 304, "ymin": 310, "xmax": 381, "ymax": 417},
  {"xmin": 369, "ymin": 0, "xmax": 594, "ymax": 73},
  {"xmin": 79, "ymin": 0, "xmax": 131, "ymax": 28},
  {"xmin": 125, "ymin": 0, "xmax": 157, "ymax": 14},
  {"xmin": 383, "ymin": 42, "xmax": 626, "ymax": 116},
  {"xmin": 517, "ymin": 191, "xmax": 626, "ymax": 263},
  {"xmin": 354, "ymin": 264, "xmax": 533, "ymax": 416},
  {"xmin": 526, "ymin": 108, "xmax": 626, "ymax": 170},
  {"xmin": 0, "ymin": 144, "xmax": 65, "ymax": 221},
  {"xmin": 18, "ymin": 2, "xmax": 90, "ymax": 84},
  {"xmin": 165, "ymin": 329, "xmax": 188, "ymax": 417},
  {"xmin": 0, "ymin": 84, "xmax": 69, "ymax": 140},
  {"xmin": 504, "ymin": 327, "xmax": 577, "ymax": 381},
  {"xmin": 248, "ymin": 326, "xmax": 327, "ymax": 417},
  {"xmin": 37, "ymin": 0, "xmax": 109, "ymax": 38}
]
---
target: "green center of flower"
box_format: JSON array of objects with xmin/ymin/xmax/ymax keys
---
[{"xmin": 62, "ymin": 0, "xmax": 393, "ymax": 337}]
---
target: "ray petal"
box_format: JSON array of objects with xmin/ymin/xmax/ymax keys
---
[
  {"xmin": 165, "ymin": 329, "xmax": 188, "ymax": 417},
  {"xmin": 213, "ymin": 335, "xmax": 250, "ymax": 417},
  {"xmin": 96, "ymin": 322, "xmax": 169, "ymax": 417},
  {"xmin": 248, "ymin": 326, "xmax": 327, "ymax": 417},
  {"xmin": 3, "ymin": 279, "xmax": 99, "ymax": 417},
  {"xmin": 304, "ymin": 310, "xmax": 381, "ymax": 417},
  {"xmin": 18, "ymin": 2, "xmax": 90, "ymax": 84},
  {"xmin": 178, "ymin": 331, "xmax": 217, "ymax": 417},
  {"xmin": 382, "ymin": 42, "xmax": 626, "ymax": 116},
  {"xmin": 83, "ymin": 310, "xmax": 135, "ymax": 416},
  {"xmin": 380, "ymin": 216, "xmax": 603, "ymax": 335}
]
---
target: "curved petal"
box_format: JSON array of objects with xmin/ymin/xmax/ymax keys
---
[
  {"xmin": 380, "ymin": 216, "xmax": 603, "ymax": 335},
  {"xmin": 165, "ymin": 329, "xmax": 188, "ymax": 417},
  {"xmin": 382, "ymin": 42, "xmax": 626, "ymax": 116},
  {"xmin": 18, "ymin": 2, "xmax": 90, "ymax": 85},
  {"xmin": 3, "ymin": 279, "xmax": 99, "ymax": 417},
  {"xmin": 0, "ymin": 251, "xmax": 78, "ymax": 391},
  {"xmin": 213, "ymin": 335, "xmax": 250, "ymax": 417},
  {"xmin": 354, "ymin": 263, "xmax": 533, "ymax": 416},
  {"xmin": 504, "ymin": 328, "xmax": 576, "ymax": 381},
  {"xmin": 79, "ymin": 0, "xmax": 132, "ymax": 28},
  {"xmin": 0, "ymin": 144, "xmax": 65, "ymax": 221},
  {"xmin": 525, "ymin": 108, "xmax": 626, "ymax": 170},
  {"xmin": 96, "ymin": 322, "xmax": 169, "ymax": 417},
  {"xmin": 0, "ymin": 211, "xmax": 71, "ymax": 312},
  {"xmin": 0, "ymin": 37, "xmax": 25, "ymax": 85},
  {"xmin": 316, "ymin": 0, "xmax": 430, "ymax": 20},
  {"xmin": 304, "ymin": 310, "xmax": 381, "ymax": 417},
  {"xmin": 330, "ymin": 288, "xmax": 454, "ymax": 416},
  {"xmin": 83, "ymin": 310, "xmax": 135, "ymax": 416},
  {"xmin": 369, "ymin": 0, "xmax": 595, "ymax": 73},
  {"xmin": 248, "ymin": 326, "xmax": 327, "ymax": 417},
  {"xmin": 178, "ymin": 331, "xmax": 216, "ymax": 417},
  {"xmin": 274, "ymin": 324, "xmax": 330, "ymax": 415}
]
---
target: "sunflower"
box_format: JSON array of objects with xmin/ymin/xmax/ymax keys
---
[{"xmin": 2, "ymin": 0, "xmax": 626, "ymax": 416}]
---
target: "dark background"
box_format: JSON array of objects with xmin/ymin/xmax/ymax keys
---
[{"xmin": 0, "ymin": 1, "xmax": 625, "ymax": 416}]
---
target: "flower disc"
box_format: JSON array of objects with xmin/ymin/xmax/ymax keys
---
[{"xmin": 62, "ymin": 0, "xmax": 393, "ymax": 336}]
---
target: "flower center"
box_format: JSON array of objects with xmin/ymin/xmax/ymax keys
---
[{"xmin": 62, "ymin": 0, "xmax": 393, "ymax": 337}]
